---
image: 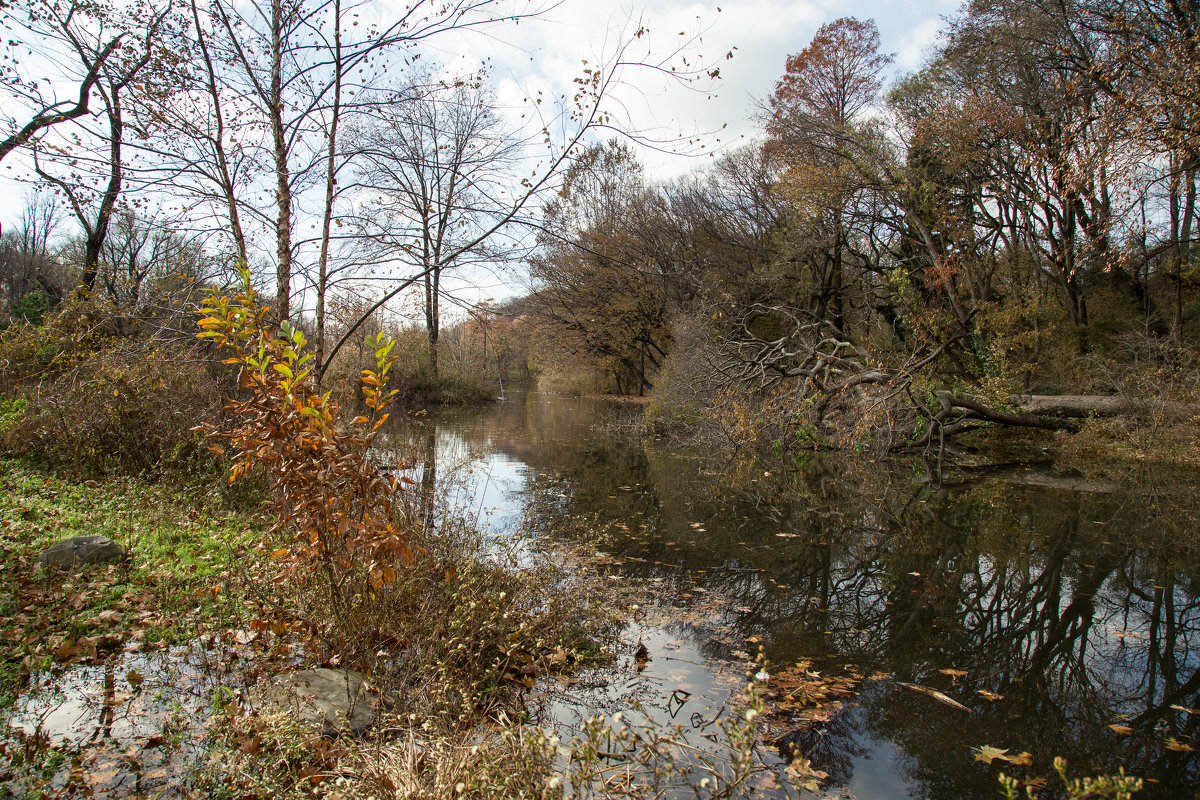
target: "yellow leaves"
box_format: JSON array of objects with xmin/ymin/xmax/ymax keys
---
[
  {"xmin": 1164, "ymin": 738, "xmax": 1196, "ymax": 752},
  {"xmin": 374, "ymin": 336, "xmax": 395, "ymax": 363},
  {"xmin": 977, "ymin": 689, "xmax": 1005, "ymax": 702},
  {"xmin": 194, "ymin": 266, "xmax": 414, "ymax": 626},
  {"xmin": 973, "ymin": 745, "xmax": 1032, "ymax": 766},
  {"xmin": 1108, "ymin": 724, "xmax": 1133, "ymax": 735}
]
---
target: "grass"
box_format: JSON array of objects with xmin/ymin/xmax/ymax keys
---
[{"xmin": 0, "ymin": 458, "xmax": 263, "ymax": 705}]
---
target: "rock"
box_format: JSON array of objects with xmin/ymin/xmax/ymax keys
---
[
  {"xmin": 39, "ymin": 535, "xmax": 127, "ymax": 570},
  {"xmin": 257, "ymin": 668, "xmax": 380, "ymax": 736}
]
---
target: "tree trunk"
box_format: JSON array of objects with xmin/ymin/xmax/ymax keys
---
[
  {"xmin": 81, "ymin": 87, "xmax": 125, "ymax": 292},
  {"xmin": 424, "ymin": 265, "xmax": 440, "ymax": 381},
  {"xmin": 1178, "ymin": 160, "xmax": 1196, "ymax": 338},
  {"xmin": 314, "ymin": 0, "xmax": 343, "ymax": 390},
  {"xmin": 192, "ymin": 0, "xmax": 247, "ymax": 265},
  {"xmin": 270, "ymin": 0, "xmax": 293, "ymax": 324}
]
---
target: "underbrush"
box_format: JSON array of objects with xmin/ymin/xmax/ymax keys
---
[
  {"xmin": 0, "ymin": 295, "xmax": 232, "ymax": 476},
  {"xmin": 646, "ymin": 307, "xmax": 1200, "ymax": 465},
  {"xmin": 322, "ymin": 324, "xmax": 496, "ymax": 412},
  {"xmin": 203, "ymin": 683, "xmax": 784, "ymax": 800}
]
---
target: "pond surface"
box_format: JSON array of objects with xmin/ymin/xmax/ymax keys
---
[{"xmin": 402, "ymin": 389, "xmax": 1200, "ymax": 799}]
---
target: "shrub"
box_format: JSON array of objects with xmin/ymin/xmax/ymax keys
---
[
  {"xmin": 197, "ymin": 271, "xmax": 577, "ymax": 681},
  {"xmin": 0, "ymin": 296, "xmax": 229, "ymax": 475},
  {"xmin": 198, "ymin": 271, "xmax": 415, "ymax": 642}
]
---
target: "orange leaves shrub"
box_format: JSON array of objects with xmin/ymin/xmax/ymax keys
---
[
  {"xmin": 197, "ymin": 271, "xmax": 417, "ymax": 643},
  {"xmin": 198, "ymin": 272, "xmax": 597, "ymax": 703}
]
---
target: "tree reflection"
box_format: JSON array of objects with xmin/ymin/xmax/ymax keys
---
[{"xmin": 407, "ymin": 392, "xmax": 1200, "ymax": 797}]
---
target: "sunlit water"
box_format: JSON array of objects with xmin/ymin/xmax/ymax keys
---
[{"xmin": 388, "ymin": 389, "xmax": 1200, "ymax": 799}]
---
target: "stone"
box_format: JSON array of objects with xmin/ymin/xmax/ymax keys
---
[
  {"xmin": 39, "ymin": 535, "xmax": 127, "ymax": 570},
  {"xmin": 256, "ymin": 668, "xmax": 380, "ymax": 736}
]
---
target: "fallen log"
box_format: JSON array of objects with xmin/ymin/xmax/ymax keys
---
[
  {"xmin": 1011, "ymin": 394, "xmax": 1199, "ymax": 419},
  {"xmin": 942, "ymin": 395, "xmax": 1071, "ymax": 431}
]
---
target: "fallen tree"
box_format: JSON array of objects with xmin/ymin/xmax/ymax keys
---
[
  {"xmin": 699, "ymin": 303, "xmax": 1198, "ymax": 453},
  {"xmin": 1011, "ymin": 394, "xmax": 1199, "ymax": 419}
]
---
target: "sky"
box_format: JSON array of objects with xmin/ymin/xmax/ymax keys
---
[
  {"xmin": 398, "ymin": 0, "xmax": 963, "ymax": 304},
  {"xmin": 0, "ymin": 0, "xmax": 961, "ymax": 308},
  {"xmin": 423, "ymin": 0, "xmax": 961, "ymax": 181}
]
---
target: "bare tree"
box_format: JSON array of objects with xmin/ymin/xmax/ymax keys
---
[
  {"xmin": 0, "ymin": 1, "xmax": 128, "ymax": 163},
  {"xmin": 354, "ymin": 77, "xmax": 522, "ymax": 380},
  {"xmin": 1, "ymin": 189, "xmax": 67, "ymax": 320},
  {"xmin": 9, "ymin": 0, "xmax": 177, "ymax": 290}
]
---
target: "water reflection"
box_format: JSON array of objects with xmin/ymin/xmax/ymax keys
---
[{"xmin": 400, "ymin": 390, "xmax": 1200, "ymax": 798}]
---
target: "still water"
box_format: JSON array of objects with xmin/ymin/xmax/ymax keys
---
[{"xmin": 404, "ymin": 389, "xmax": 1200, "ymax": 799}]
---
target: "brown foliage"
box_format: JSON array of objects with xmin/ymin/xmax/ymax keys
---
[
  {"xmin": 769, "ymin": 17, "xmax": 893, "ymax": 127},
  {"xmin": 0, "ymin": 295, "xmax": 227, "ymax": 474},
  {"xmin": 197, "ymin": 270, "xmax": 416, "ymax": 646}
]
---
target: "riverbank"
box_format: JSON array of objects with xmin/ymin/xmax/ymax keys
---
[
  {"xmin": 0, "ymin": 459, "xmax": 266, "ymax": 797},
  {"xmin": 4, "ymin": 388, "xmax": 1186, "ymax": 798},
  {"xmin": 0, "ymin": 457, "xmax": 791, "ymax": 799}
]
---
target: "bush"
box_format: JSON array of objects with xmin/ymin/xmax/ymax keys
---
[
  {"xmin": 197, "ymin": 271, "xmax": 578, "ymax": 679},
  {"xmin": 0, "ymin": 296, "xmax": 229, "ymax": 475},
  {"xmin": 322, "ymin": 320, "xmax": 496, "ymax": 411}
]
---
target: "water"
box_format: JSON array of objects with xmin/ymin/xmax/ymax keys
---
[
  {"xmin": 397, "ymin": 389, "xmax": 1200, "ymax": 799},
  {"xmin": 2, "ymin": 638, "xmax": 252, "ymax": 798}
]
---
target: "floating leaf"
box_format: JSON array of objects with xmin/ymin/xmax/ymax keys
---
[
  {"xmin": 1109, "ymin": 724, "xmax": 1133, "ymax": 735},
  {"xmin": 897, "ymin": 681, "xmax": 971, "ymax": 713},
  {"xmin": 974, "ymin": 745, "xmax": 1010, "ymax": 764},
  {"xmin": 973, "ymin": 746, "xmax": 1032, "ymax": 766}
]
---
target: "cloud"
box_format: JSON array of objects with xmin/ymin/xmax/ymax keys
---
[
  {"xmin": 0, "ymin": 0, "xmax": 961, "ymax": 232},
  {"xmin": 893, "ymin": 15, "xmax": 946, "ymax": 71}
]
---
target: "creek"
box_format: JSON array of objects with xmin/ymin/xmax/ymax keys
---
[{"xmin": 398, "ymin": 388, "xmax": 1200, "ymax": 799}]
